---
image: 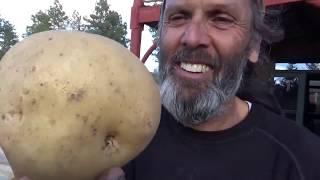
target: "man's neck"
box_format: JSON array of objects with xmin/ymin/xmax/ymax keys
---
[{"xmin": 191, "ymin": 97, "xmax": 250, "ymax": 132}]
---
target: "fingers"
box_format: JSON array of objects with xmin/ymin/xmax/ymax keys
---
[
  {"xmin": 12, "ymin": 177, "xmax": 31, "ymax": 180},
  {"xmin": 98, "ymin": 167, "xmax": 125, "ymax": 180},
  {"xmin": 11, "ymin": 168, "xmax": 125, "ymax": 180},
  {"xmin": 19, "ymin": 177, "xmax": 31, "ymax": 180}
]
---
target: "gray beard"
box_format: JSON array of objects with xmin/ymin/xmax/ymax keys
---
[{"xmin": 159, "ymin": 48, "xmax": 248, "ymax": 127}]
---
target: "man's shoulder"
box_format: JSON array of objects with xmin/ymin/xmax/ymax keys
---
[{"xmin": 251, "ymin": 103, "xmax": 320, "ymax": 156}]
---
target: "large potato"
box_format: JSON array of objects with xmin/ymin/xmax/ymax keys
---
[{"xmin": 0, "ymin": 31, "xmax": 161, "ymax": 180}]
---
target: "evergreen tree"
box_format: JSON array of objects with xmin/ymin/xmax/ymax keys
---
[
  {"xmin": 84, "ymin": 0, "xmax": 129, "ymax": 47},
  {"xmin": 48, "ymin": 0, "xmax": 69, "ymax": 29},
  {"xmin": 25, "ymin": 11, "xmax": 52, "ymax": 36},
  {"xmin": 0, "ymin": 16, "xmax": 19, "ymax": 60},
  {"xmin": 70, "ymin": 10, "xmax": 84, "ymax": 31},
  {"xmin": 25, "ymin": 0, "xmax": 69, "ymax": 36}
]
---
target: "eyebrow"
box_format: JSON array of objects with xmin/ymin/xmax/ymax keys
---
[
  {"xmin": 164, "ymin": 3, "xmax": 192, "ymax": 16},
  {"xmin": 203, "ymin": 3, "xmax": 239, "ymax": 13},
  {"xmin": 164, "ymin": 1, "xmax": 244, "ymax": 19},
  {"xmin": 165, "ymin": 1, "xmax": 239, "ymax": 11}
]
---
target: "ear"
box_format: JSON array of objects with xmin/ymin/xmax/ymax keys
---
[{"xmin": 248, "ymin": 39, "xmax": 261, "ymax": 64}]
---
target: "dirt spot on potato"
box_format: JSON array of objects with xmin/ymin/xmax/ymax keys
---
[
  {"xmin": 147, "ymin": 121, "xmax": 153, "ymax": 128},
  {"xmin": 114, "ymin": 87, "xmax": 121, "ymax": 94},
  {"xmin": 92, "ymin": 127, "xmax": 97, "ymax": 136},
  {"xmin": 23, "ymin": 89, "xmax": 30, "ymax": 95},
  {"xmin": 59, "ymin": 53, "xmax": 64, "ymax": 57},
  {"xmin": 31, "ymin": 66, "xmax": 36, "ymax": 72},
  {"xmin": 17, "ymin": 96, "xmax": 22, "ymax": 103},
  {"xmin": 50, "ymin": 119, "xmax": 56, "ymax": 126},
  {"xmin": 31, "ymin": 98, "xmax": 37, "ymax": 105},
  {"xmin": 48, "ymin": 37, "xmax": 53, "ymax": 41},
  {"xmin": 82, "ymin": 116, "xmax": 88, "ymax": 124},
  {"xmin": 95, "ymin": 116, "xmax": 101, "ymax": 122},
  {"xmin": 68, "ymin": 89, "xmax": 86, "ymax": 102}
]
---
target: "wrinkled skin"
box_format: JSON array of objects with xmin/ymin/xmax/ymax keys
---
[{"xmin": 159, "ymin": 0, "xmax": 258, "ymax": 130}]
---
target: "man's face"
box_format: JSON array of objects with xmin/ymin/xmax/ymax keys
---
[{"xmin": 159, "ymin": 0, "xmax": 255, "ymax": 127}]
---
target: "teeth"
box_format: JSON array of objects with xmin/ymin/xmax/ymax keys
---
[{"xmin": 180, "ymin": 63, "xmax": 210, "ymax": 73}]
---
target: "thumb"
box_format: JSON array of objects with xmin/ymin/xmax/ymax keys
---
[
  {"xmin": 98, "ymin": 167, "xmax": 125, "ymax": 180},
  {"xmin": 12, "ymin": 177, "xmax": 31, "ymax": 180}
]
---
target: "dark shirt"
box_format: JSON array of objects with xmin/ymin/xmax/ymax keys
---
[{"xmin": 124, "ymin": 104, "xmax": 320, "ymax": 180}]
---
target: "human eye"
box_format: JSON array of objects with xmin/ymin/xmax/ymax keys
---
[
  {"xmin": 166, "ymin": 12, "xmax": 189, "ymax": 27},
  {"xmin": 209, "ymin": 14, "xmax": 236, "ymax": 30}
]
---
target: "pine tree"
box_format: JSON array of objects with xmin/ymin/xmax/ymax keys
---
[
  {"xmin": 0, "ymin": 16, "xmax": 19, "ymax": 60},
  {"xmin": 70, "ymin": 10, "xmax": 84, "ymax": 31},
  {"xmin": 25, "ymin": 11, "xmax": 52, "ymax": 36},
  {"xmin": 25, "ymin": 0, "xmax": 69, "ymax": 36},
  {"xmin": 84, "ymin": 0, "xmax": 129, "ymax": 47},
  {"xmin": 48, "ymin": 0, "xmax": 69, "ymax": 29}
]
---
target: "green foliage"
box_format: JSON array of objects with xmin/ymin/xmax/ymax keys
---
[
  {"xmin": 0, "ymin": 16, "xmax": 19, "ymax": 60},
  {"xmin": 70, "ymin": 10, "xmax": 84, "ymax": 31},
  {"xmin": 84, "ymin": 0, "xmax": 129, "ymax": 47},
  {"xmin": 48, "ymin": 0, "xmax": 69, "ymax": 29},
  {"xmin": 25, "ymin": 0, "xmax": 69, "ymax": 36},
  {"xmin": 24, "ymin": 0, "xmax": 129, "ymax": 47},
  {"xmin": 25, "ymin": 11, "xmax": 52, "ymax": 36}
]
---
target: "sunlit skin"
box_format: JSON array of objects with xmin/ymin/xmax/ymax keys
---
[{"xmin": 159, "ymin": 0, "xmax": 259, "ymax": 131}]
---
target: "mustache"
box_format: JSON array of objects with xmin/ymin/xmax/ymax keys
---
[{"xmin": 170, "ymin": 48, "xmax": 221, "ymax": 70}]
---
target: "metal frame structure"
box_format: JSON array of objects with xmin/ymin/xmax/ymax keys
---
[
  {"xmin": 274, "ymin": 70, "xmax": 307, "ymax": 125},
  {"xmin": 130, "ymin": 0, "xmax": 320, "ymax": 60}
]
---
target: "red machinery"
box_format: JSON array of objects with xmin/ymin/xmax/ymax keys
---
[{"xmin": 130, "ymin": 0, "xmax": 320, "ymax": 62}]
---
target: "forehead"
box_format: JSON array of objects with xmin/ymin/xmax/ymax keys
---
[{"xmin": 165, "ymin": 0, "xmax": 252, "ymax": 12}]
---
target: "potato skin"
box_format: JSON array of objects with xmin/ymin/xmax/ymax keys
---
[{"xmin": 0, "ymin": 31, "xmax": 161, "ymax": 180}]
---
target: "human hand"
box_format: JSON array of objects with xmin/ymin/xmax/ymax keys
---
[
  {"xmin": 97, "ymin": 167, "xmax": 126, "ymax": 180},
  {"xmin": 12, "ymin": 167, "xmax": 125, "ymax": 180},
  {"xmin": 12, "ymin": 177, "xmax": 30, "ymax": 180}
]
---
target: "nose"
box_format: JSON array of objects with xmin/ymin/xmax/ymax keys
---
[{"xmin": 180, "ymin": 21, "xmax": 210, "ymax": 49}]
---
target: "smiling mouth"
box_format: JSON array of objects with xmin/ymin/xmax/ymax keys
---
[{"xmin": 179, "ymin": 62, "xmax": 212, "ymax": 73}]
